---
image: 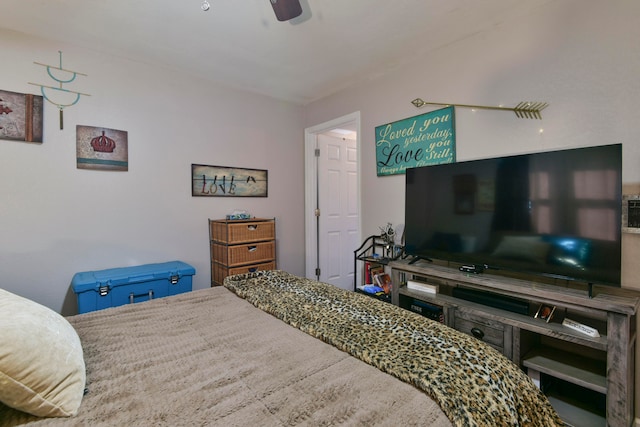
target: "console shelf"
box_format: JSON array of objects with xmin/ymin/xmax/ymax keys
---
[
  {"xmin": 546, "ymin": 393, "xmax": 606, "ymax": 427},
  {"xmin": 389, "ymin": 259, "xmax": 640, "ymax": 427},
  {"xmin": 522, "ymin": 347, "xmax": 606, "ymax": 393}
]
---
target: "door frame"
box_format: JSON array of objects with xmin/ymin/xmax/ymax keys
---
[{"xmin": 304, "ymin": 111, "xmax": 362, "ymax": 281}]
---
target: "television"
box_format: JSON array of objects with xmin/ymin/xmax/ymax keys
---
[{"xmin": 404, "ymin": 144, "xmax": 622, "ymax": 288}]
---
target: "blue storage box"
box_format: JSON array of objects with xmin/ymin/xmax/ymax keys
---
[{"xmin": 72, "ymin": 261, "xmax": 196, "ymax": 314}]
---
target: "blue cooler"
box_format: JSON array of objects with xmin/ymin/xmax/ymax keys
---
[{"xmin": 72, "ymin": 261, "xmax": 196, "ymax": 314}]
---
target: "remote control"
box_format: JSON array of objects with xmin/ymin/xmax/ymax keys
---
[{"xmin": 562, "ymin": 318, "xmax": 600, "ymax": 338}]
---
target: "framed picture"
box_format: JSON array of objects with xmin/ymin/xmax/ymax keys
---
[
  {"xmin": 191, "ymin": 164, "xmax": 268, "ymax": 197},
  {"xmin": 0, "ymin": 89, "xmax": 43, "ymax": 143},
  {"xmin": 534, "ymin": 304, "xmax": 556, "ymax": 323},
  {"xmin": 622, "ymin": 194, "xmax": 640, "ymax": 231},
  {"xmin": 76, "ymin": 125, "xmax": 129, "ymax": 171}
]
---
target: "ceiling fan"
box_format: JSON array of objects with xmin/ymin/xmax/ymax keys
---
[
  {"xmin": 201, "ymin": 0, "xmax": 303, "ymax": 22},
  {"xmin": 269, "ymin": 0, "xmax": 303, "ymax": 21}
]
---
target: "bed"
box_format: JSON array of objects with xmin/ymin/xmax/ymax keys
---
[{"xmin": 0, "ymin": 270, "xmax": 563, "ymax": 426}]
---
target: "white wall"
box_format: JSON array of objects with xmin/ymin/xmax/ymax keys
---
[
  {"xmin": 0, "ymin": 29, "xmax": 306, "ymax": 315},
  {"xmin": 303, "ymin": 1, "xmax": 640, "ymax": 277}
]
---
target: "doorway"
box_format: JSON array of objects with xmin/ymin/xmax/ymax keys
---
[{"xmin": 304, "ymin": 112, "xmax": 361, "ymax": 291}]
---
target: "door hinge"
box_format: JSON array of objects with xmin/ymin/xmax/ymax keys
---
[
  {"xmin": 314, "ymin": 208, "xmax": 320, "ymax": 217},
  {"xmin": 315, "ymin": 267, "xmax": 321, "ymax": 276},
  {"xmin": 315, "ymin": 148, "xmax": 320, "ymax": 157}
]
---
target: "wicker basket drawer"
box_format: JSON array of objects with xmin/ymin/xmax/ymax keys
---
[
  {"xmin": 209, "ymin": 219, "xmax": 275, "ymax": 244},
  {"xmin": 211, "ymin": 261, "xmax": 276, "ymax": 286},
  {"xmin": 211, "ymin": 241, "xmax": 275, "ymax": 267}
]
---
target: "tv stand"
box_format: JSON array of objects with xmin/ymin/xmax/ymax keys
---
[
  {"xmin": 408, "ymin": 255, "xmax": 432, "ymax": 265},
  {"xmin": 389, "ymin": 259, "xmax": 639, "ymax": 427}
]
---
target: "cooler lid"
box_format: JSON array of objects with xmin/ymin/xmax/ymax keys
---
[{"xmin": 71, "ymin": 261, "xmax": 196, "ymax": 293}]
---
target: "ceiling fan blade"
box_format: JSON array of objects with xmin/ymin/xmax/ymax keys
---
[{"xmin": 269, "ymin": 0, "xmax": 302, "ymax": 21}]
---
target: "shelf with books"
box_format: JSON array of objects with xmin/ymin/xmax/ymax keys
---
[{"xmin": 353, "ymin": 235, "xmax": 400, "ymax": 303}]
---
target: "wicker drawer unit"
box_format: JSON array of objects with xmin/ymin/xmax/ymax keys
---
[
  {"xmin": 211, "ymin": 261, "xmax": 276, "ymax": 287},
  {"xmin": 209, "ymin": 218, "xmax": 276, "ymax": 286}
]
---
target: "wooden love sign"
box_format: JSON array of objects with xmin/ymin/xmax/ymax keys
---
[{"xmin": 375, "ymin": 106, "xmax": 455, "ymax": 176}]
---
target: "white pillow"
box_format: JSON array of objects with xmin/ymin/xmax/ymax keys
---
[{"xmin": 0, "ymin": 288, "xmax": 86, "ymax": 417}]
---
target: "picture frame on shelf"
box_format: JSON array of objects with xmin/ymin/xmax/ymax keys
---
[
  {"xmin": 534, "ymin": 304, "xmax": 556, "ymax": 323},
  {"xmin": 374, "ymin": 272, "xmax": 392, "ymax": 294}
]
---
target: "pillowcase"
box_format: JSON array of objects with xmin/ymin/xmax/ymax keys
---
[{"xmin": 0, "ymin": 288, "xmax": 86, "ymax": 417}]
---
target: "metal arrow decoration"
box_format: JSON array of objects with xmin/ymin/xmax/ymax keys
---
[{"xmin": 411, "ymin": 98, "xmax": 548, "ymax": 120}]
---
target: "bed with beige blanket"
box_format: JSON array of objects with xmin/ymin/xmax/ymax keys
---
[{"xmin": 0, "ymin": 270, "xmax": 563, "ymax": 426}]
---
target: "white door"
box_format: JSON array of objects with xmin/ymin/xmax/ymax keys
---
[
  {"xmin": 317, "ymin": 134, "xmax": 358, "ymax": 290},
  {"xmin": 304, "ymin": 112, "xmax": 361, "ymax": 291}
]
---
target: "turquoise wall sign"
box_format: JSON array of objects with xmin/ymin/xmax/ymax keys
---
[{"xmin": 375, "ymin": 106, "xmax": 455, "ymax": 176}]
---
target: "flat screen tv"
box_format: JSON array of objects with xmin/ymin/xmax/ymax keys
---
[{"xmin": 404, "ymin": 144, "xmax": 622, "ymax": 288}]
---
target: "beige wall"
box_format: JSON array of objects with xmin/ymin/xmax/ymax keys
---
[
  {"xmin": 304, "ymin": 0, "xmax": 640, "ymax": 287},
  {"xmin": 0, "ymin": 29, "xmax": 306, "ymax": 315},
  {"xmin": 303, "ymin": 0, "xmax": 640, "ymax": 416}
]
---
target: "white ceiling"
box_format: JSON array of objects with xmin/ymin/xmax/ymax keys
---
[{"xmin": 0, "ymin": 0, "xmax": 552, "ymax": 105}]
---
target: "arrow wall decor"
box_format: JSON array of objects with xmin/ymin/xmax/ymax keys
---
[{"xmin": 411, "ymin": 98, "xmax": 548, "ymax": 120}]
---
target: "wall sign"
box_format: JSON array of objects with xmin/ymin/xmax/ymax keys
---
[
  {"xmin": 0, "ymin": 89, "xmax": 43, "ymax": 143},
  {"xmin": 375, "ymin": 106, "xmax": 455, "ymax": 176},
  {"xmin": 191, "ymin": 164, "xmax": 268, "ymax": 197},
  {"xmin": 76, "ymin": 125, "xmax": 128, "ymax": 171}
]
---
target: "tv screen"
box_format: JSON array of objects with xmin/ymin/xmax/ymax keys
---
[{"xmin": 404, "ymin": 144, "xmax": 622, "ymax": 286}]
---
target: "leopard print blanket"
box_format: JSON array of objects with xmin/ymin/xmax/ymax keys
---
[{"xmin": 224, "ymin": 270, "xmax": 564, "ymax": 427}]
